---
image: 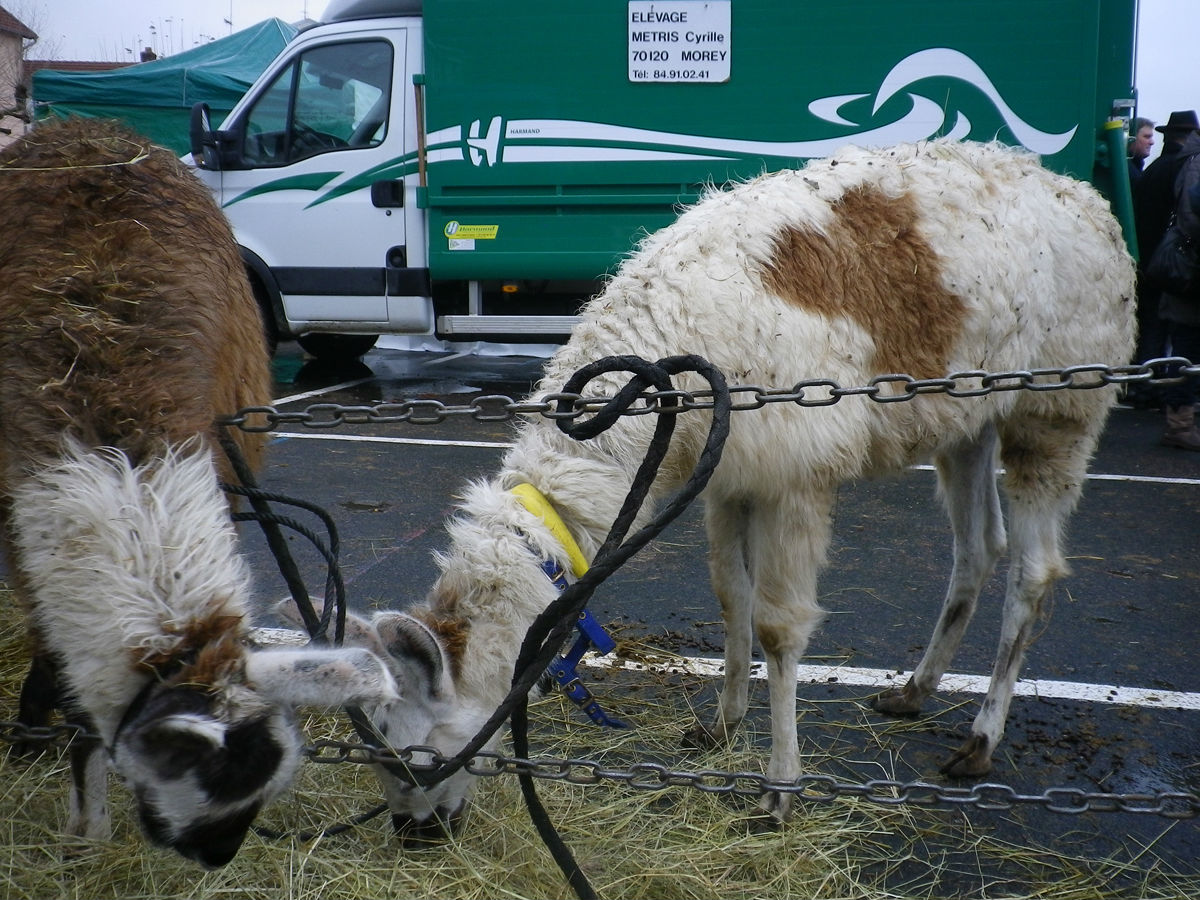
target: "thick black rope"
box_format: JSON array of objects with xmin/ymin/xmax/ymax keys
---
[
  {"xmin": 356, "ymin": 354, "xmax": 730, "ymax": 899},
  {"xmin": 218, "ymin": 427, "xmax": 383, "ymax": 841},
  {"xmin": 221, "ymin": 484, "xmax": 347, "ymax": 646},
  {"xmin": 385, "ymin": 355, "xmax": 731, "ymax": 791},
  {"xmin": 250, "ymin": 802, "xmax": 390, "ymax": 842},
  {"xmin": 216, "ymin": 428, "xmax": 336, "ymax": 644},
  {"xmin": 509, "ymin": 354, "xmax": 730, "ymax": 900},
  {"xmin": 218, "ymin": 353, "xmax": 732, "ymax": 892}
]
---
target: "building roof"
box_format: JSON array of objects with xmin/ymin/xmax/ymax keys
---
[
  {"xmin": 25, "ymin": 59, "xmax": 131, "ymax": 78},
  {"xmin": 0, "ymin": 6, "xmax": 37, "ymax": 41}
]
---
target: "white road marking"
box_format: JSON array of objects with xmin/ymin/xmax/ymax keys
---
[
  {"xmin": 1085, "ymin": 472, "xmax": 1200, "ymax": 487},
  {"xmin": 909, "ymin": 463, "xmax": 1200, "ymax": 487},
  {"xmin": 271, "ymin": 431, "xmax": 512, "ymax": 449},
  {"xmin": 271, "ymin": 432, "xmax": 1200, "ymax": 487},
  {"xmin": 251, "ymin": 627, "xmax": 1200, "ymax": 712},
  {"xmin": 274, "ymin": 377, "xmax": 375, "ymax": 405},
  {"xmin": 582, "ymin": 655, "xmax": 1200, "ymax": 711}
]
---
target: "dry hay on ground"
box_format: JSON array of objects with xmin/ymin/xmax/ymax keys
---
[{"xmin": 0, "ymin": 600, "xmax": 1196, "ymax": 900}]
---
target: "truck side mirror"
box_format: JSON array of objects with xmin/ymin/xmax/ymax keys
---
[{"xmin": 189, "ymin": 103, "xmax": 220, "ymax": 170}]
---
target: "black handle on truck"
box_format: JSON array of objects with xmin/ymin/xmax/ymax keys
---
[{"xmin": 370, "ymin": 179, "xmax": 405, "ymax": 208}]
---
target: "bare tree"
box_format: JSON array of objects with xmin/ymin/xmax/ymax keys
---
[{"xmin": 6, "ymin": 2, "xmax": 61, "ymax": 61}]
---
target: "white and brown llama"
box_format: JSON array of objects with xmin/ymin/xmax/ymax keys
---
[
  {"xmin": 330, "ymin": 140, "xmax": 1137, "ymax": 834},
  {"xmin": 0, "ymin": 118, "xmax": 396, "ymax": 867}
]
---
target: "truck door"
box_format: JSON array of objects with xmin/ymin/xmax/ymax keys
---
[{"xmin": 215, "ymin": 30, "xmax": 422, "ymax": 335}]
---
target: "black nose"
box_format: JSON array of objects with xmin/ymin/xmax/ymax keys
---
[
  {"xmin": 146, "ymin": 804, "xmax": 259, "ymax": 868},
  {"xmin": 171, "ymin": 819, "xmax": 254, "ymax": 868},
  {"xmin": 392, "ymin": 805, "xmax": 463, "ymax": 848},
  {"xmin": 186, "ymin": 835, "xmax": 244, "ymax": 869}
]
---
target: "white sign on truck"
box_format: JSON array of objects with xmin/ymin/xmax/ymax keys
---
[{"xmin": 627, "ymin": 1, "xmax": 731, "ymax": 83}]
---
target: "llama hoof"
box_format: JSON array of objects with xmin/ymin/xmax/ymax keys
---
[
  {"xmin": 940, "ymin": 734, "xmax": 994, "ymax": 778},
  {"xmin": 741, "ymin": 808, "xmax": 784, "ymax": 834},
  {"xmin": 870, "ymin": 686, "xmax": 923, "ymax": 717},
  {"xmin": 751, "ymin": 788, "xmax": 792, "ymax": 826},
  {"xmin": 680, "ymin": 722, "xmax": 721, "ymax": 751}
]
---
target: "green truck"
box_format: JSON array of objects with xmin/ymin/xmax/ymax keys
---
[{"xmin": 188, "ymin": 0, "xmax": 1139, "ymax": 359}]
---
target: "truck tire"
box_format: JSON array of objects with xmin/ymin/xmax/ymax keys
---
[{"xmin": 296, "ymin": 332, "xmax": 379, "ymax": 361}]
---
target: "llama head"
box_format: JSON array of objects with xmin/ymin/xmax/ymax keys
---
[
  {"xmin": 272, "ymin": 600, "xmax": 475, "ymax": 845},
  {"xmin": 110, "ymin": 646, "xmax": 397, "ymax": 867}
]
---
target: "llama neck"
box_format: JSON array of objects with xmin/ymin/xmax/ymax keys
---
[
  {"xmin": 433, "ymin": 417, "xmax": 673, "ymax": 709},
  {"xmin": 498, "ymin": 423, "xmax": 656, "ymax": 565}
]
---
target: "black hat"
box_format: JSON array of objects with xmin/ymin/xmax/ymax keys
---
[{"xmin": 1156, "ymin": 110, "xmax": 1199, "ymax": 133}]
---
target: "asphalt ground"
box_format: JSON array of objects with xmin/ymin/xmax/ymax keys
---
[
  {"xmin": 236, "ymin": 340, "xmax": 1200, "ymax": 897},
  {"xmin": 229, "ymin": 339, "xmax": 1200, "ymax": 893}
]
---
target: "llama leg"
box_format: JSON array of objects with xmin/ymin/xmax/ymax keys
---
[
  {"xmin": 684, "ymin": 499, "xmax": 754, "ymax": 749},
  {"xmin": 874, "ymin": 425, "xmax": 1005, "ymax": 716},
  {"xmin": 749, "ymin": 488, "xmax": 832, "ymax": 821},
  {"xmin": 17, "ymin": 650, "xmax": 110, "ymax": 839},
  {"xmin": 941, "ymin": 416, "xmax": 1094, "ymax": 776},
  {"xmin": 66, "ymin": 710, "xmax": 110, "ymax": 841}
]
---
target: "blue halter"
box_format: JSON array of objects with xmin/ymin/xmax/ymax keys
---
[{"xmin": 538, "ymin": 558, "xmax": 627, "ymax": 729}]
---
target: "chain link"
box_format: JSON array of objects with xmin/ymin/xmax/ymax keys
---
[
  {"xmin": 0, "ymin": 720, "xmax": 99, "ymax": 749},
  {"xmin": 219, "ymin": 359, "xmax": 1199, "ymax": 431}
]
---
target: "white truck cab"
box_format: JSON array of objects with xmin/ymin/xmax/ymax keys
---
[{"xmin": 191, "ymin": 0, "xmax": 427, "ymax": 359}]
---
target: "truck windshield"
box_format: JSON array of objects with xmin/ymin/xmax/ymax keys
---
[{"xmin": 240, "ymin": 39, "xmax": 394, "ymax": 166}]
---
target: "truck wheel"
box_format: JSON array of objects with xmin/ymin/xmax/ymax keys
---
[{"xmin": 296, "ymin": 333, "xmax": 379, "ymax": 361}]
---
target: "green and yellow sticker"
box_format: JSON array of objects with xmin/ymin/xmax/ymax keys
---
[{"xmin": 444, "ymin": 221, "xmax": 499, "ymax": 239}]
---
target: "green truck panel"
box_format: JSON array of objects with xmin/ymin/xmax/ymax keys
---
[{"xmin": 422, "ymin": 0, "xmax": 1136, "ymax": 280}]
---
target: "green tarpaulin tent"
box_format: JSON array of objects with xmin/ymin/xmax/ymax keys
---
[{"xmin": 32, "ymin": 19, "xmax": 297, "ymax": 154}]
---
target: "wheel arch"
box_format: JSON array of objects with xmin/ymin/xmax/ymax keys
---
[{"xmin": 239, "ymin": 247, "xmax": 292, "ymax": 348}]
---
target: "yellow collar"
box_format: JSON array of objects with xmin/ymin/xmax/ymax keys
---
[{"xmin": 510, "ymin": 483, "xmax": 589, "ymax": 577}]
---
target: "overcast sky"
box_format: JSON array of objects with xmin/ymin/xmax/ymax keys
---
[
  {"xmin": 14, "ymin": 0, "xmax": 1200, "ymax": 144},
  {"xmin": 1131, "ymin": 0, "xmax": 1200, "ymax": 135},
  {"xmin": 19, "ymin": 0, "xmax": 316, "ymax": 60}
]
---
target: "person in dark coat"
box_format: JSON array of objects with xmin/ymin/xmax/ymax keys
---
[
  {"xmin": 1128, "ymin": 110, "xmax": 1200, "ymax": 414},
  {"xmin": 1135, "ymin": 112, "xmax": 1200, "ymax": 448},
  {"xmin": 1135, "ymin": 111, "xmax": 1198, "ymax": 259}
]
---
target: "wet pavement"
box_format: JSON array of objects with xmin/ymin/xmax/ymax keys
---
[{"xmin": 240, "ymin": 339, "xmax": 1200, "ymax": 892}]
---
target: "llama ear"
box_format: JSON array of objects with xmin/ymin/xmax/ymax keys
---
[
  {"xmin": 371, "ymin": 613, "xmax": 450, "ymax": 696},
  {"xmin": 245, "ymin": 647, "xmax": 398, "ymax": 708},
  {"xmin": 133, "ymin": 714, "xmax": 228, "ymax": 771},
  {"xmin": 271, "ymin": 598, "xmax": 382, "ymax": 653}
]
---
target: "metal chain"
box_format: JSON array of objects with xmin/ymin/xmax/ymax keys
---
[
  {"xmin": 298, "ymin": 738, "xmax": 1200, "ymax": 819},
  {"xmin": 194, "ymin": 356, "xmax": 1200, "ymax": 821},
  {"xmin": 218, "ymin": 359, "xmax": 1199, "ymax": 432},
  {"xmin": 4, "ymin": 721, "xmax": 1195, "ymax": 819},
  {"xmin": 0, "ymin": 720, "xmax": 97, "ymax": 749},
  {"xmin": 9, "ymin": 359, "xmax": 1185, "ymax": 821}
]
